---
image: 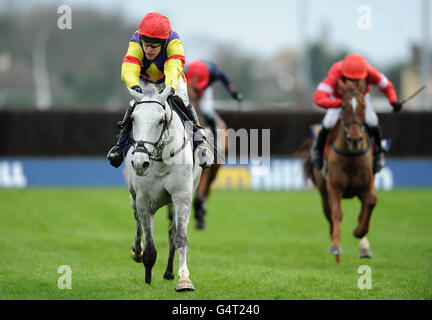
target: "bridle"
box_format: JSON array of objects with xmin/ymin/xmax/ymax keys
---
[
  {"xmin": 130, "ymin": 100, "xmax": 171, "ymax": 161},
  {"xmin": 330, "ymin": 90, "xmax": 371, "ymax": 157},
  {"xmin": 130, "ymin": 99, "xmax": 188, "ymax": 161}
]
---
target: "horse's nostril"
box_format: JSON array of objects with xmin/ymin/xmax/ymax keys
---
[{"xmin": 142, "ymin": 162, "xmax": 150, "ymax": 171}]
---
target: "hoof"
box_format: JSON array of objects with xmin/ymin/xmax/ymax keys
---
[
  {"xmin": 195, "ymin": 219, "xmax": 205, "ymax": 230},
  {"xmin": 163, "ymin": 271, "xmax": 175, "ymax": 281},
  {"xmin": 360, "ymin": 248, "xmax": 373, "ymax": 258},
  {"xmin": 130, "ymin": 249, "xmax": 143, "ymax": 263},
  {"xmin": 176, "ymin": 278, "xmax": 195, "ymax": 292},
  {"xmin": 328, "ymin": 245, "xmax": 343, "ymax": 255}
]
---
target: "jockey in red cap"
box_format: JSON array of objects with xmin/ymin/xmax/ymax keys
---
[
  {"xmin": 311, "ymin": 53, "xmax": 402, "ymax": 173},
  {"xmin": 107, "ymin": 13, "xmax": 212, "ymax": 169},
  {"xmin": 184, "ymin": 60, "xmax": 243, "ymax": 139}
]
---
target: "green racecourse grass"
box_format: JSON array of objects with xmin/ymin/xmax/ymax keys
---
[{"xmin": 0, "ymin": 188, "xmax": 431, "ymax": 300}]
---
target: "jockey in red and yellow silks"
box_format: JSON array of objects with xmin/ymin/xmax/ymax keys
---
[
  {"xmin": 107, "ymin": 13, "xmax": 212, "ymax": 169},
  {"xmin": 310, "ymin": 53, "xmax": 402, "ymax": 173},
  {"xmin": 121, "ymin": 29, "xmax": 186, "ymax": 92}
]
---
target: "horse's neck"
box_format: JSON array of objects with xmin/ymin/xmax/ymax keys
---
[{"xmin": 164, "ymin": 106, "xmax": 186, "ymax": 143}]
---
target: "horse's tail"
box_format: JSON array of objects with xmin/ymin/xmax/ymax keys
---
[{"xmin": 294, "ymin": 138, "xmax": 315, "ymax": 185}]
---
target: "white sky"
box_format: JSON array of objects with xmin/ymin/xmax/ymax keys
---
[{"xmin": 12, "ymin": 0, "xmax": 432, "ymax": 67}]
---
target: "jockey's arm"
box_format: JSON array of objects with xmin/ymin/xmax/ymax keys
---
[
  {"xmin": 313, "ymin": 63, "xmax": 342, "ymax": 109},
  {"xmin": 212, "ymin": 63, "xmax": 233, "ymax": 92},
  {"xmin": 367, "ymin": 66, "xmax": 398, "ymax": 104},
  {"xmin": 121, "ymin": 37, "xmax": 143, "ymax": 89},
  {"xmin": 313, "ymin": 82, "xmax": 342, "ymax": 109},
  {"xmin": 164, "ymin": 38, "xmax": 185, "ymax": 91}
]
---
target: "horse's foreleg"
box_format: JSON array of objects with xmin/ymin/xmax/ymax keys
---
[
  {"xmin": 354, "ymin": 189, "xmax": 377, "ymax": 239},
  {"xmin": 172, "ymin": 193, "xmax": 195, "ymax": 291},
  {"xmin": 163, "ymin": 218, "xmax": 176, "ymax": 280},
  {"xmin": 327, "ymin": 183, "xmax": 344, "ymax": 263},
  {"xmin": 136, "ymin": 200, "xmax": 157, "ymax": 285}
]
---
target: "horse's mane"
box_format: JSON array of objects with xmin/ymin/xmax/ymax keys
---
[{"xmin": 139, "ymin": 82, "xmax": 164, "ymax": 100}]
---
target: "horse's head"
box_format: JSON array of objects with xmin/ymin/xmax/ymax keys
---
[
  {"xmin": 128, "ymin": 83, "xmax": 172, "ymax": 176},
  {"xmin": 337, "ymin": 78, "xmax": 367, "ymax": 152}
]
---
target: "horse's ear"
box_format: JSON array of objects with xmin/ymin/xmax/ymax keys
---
[
  {"xmin": 159, "ymin": 82, "xmax": 172, "ymax": 103},
  {"xmin": 337, "ymin": 79, "xmax": 347, "ymax": 93},
  {"xmin": 127, "ymin": 86, "xmax": 144, "ymax": 102},
  {"xmin": 358, "ymin": 78, "xmax": 366, "ymax": 93}
]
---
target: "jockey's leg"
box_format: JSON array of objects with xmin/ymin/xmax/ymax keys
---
[
  {"xmin": 173, "ymin": 77, "xmax": 213, "ymax": 168},
  {"xmin": 365, "ymin": 95, "xmax": 385, "ymax": 173},
  {"xmin": 311, "ymin": 108, "xmax": 340, "ymax": 169},
  {"xmin": 107, "ymin": 101, "xmax": 134, "ymax": 168}
]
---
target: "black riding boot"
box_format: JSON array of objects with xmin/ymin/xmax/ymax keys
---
[
  {"xmin": 311, "ymin": 126, "xmax": 330, "ymax": 169},
  {"xmin": 369, "ymin": 125, "xmax": 385, "ymax": 173},
  {"xmin": 107, "ymin": 105, "xmax": 134, "ymax": 168},
  {"xmin": 186, "ymin": 103, "xmax": 213, "ymax": 168}
]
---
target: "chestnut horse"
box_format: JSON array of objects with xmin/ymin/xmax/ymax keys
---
[
  {"xmin": 304, "ymin": 79, "xmax": 376, "ymax": 264},
  {"xmin": 168, "ymin": 79, "xmax": 229, "ymax": 229}
]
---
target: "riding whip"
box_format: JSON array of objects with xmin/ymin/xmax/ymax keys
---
[{"xmin": 400, "ymin": 85, "xmax": 426, "ymax": 106}]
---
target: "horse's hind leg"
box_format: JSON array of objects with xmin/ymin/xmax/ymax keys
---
[
  {"xmin": 194, "ymin": 172, "xmax": 208, "ymax": 230},
  {"xmin": 163, "ymin": 218, "xmax": 176, "ymax": 280},
  {"xmin": 172, "ymin": 193, "xmax": 195, "ymax": 291},
  {"xmin": 194, "ymin": 164, "xmax": 221, "ymax": 229},
  {"xmin": 136, "ymin": 199, "xmax": 157, "ymax": 285},
  {"xmin": 131, "ymin": 209, "xmax": 144, "ymax": 263},
  {"xmin": 318, "ymin": 187, "xmax": 333, "ymax": 237},
  {"xmin": 129, "ymin": 193, "xmax": 144, "ymax": 263}
]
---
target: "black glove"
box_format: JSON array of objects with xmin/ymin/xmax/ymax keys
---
[
  {"xmin": 131, "ymin": 85, "xmax": 142, "ymax": 94},
  {"xmin": 391, "ymin": 101, "xmax": 402, "ymax": 113},
  {"xmin": 231, "ymin": 91, "xmax": 243, "ymax": 102},
  {"xmin": 169, "ymin": 87, "xmax": 175, "ymax": 97}
]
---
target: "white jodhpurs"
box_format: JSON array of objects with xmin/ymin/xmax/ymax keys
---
[
  {"xmin": 321, "ymin": 94, "xmax": 379, "ymax": 129},
  {"xmin": 174, "ymin": 75, "xmax": 190, "ymax": 106},
  {"xmin": 199, "ymin": 87, "xmax": 216, "ymax": 119}
]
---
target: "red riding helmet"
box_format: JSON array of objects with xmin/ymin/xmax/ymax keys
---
[
  {"xmin": 185, "ymin": 60, "xmax": 210, "ymax": 91},
  {"xmin": 138, "ymin": 13, "xmax": 171, "ymax": 41},
  {"xmin": 342, "ymin": 54, "xmax": 368, "ymax": 79}
]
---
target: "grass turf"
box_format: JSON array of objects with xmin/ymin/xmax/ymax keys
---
[{"xmin": 0, "ymin": 188, "xmax": 431, "ymax": 300}]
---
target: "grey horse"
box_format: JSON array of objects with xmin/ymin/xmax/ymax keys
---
[{"xmin": 124, "ymin": 83, "xmax": 202, "ymax": 291}]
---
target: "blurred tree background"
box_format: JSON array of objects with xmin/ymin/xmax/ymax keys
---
[{"xmin": 0, "ymin": 3, "xmax": 409, "ymax": 110}]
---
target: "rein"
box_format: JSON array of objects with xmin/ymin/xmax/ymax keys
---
[{"xmin": 131, "ymin": 99, "xmax": 188, "ymax": 162}]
